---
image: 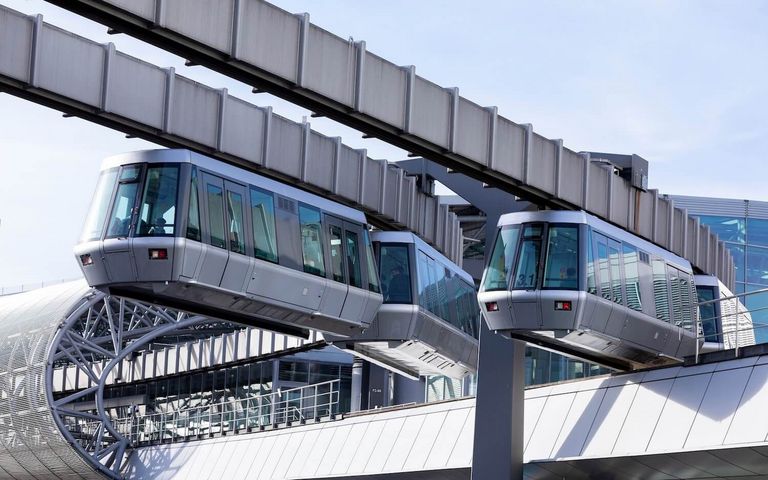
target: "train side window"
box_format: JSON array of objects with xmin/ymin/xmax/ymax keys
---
[
  {"xmin": 106, "ymin": 169, "xmax": 141, "ymax": 239},
  {"xmin": 226, "ymin": 190, "xmax": 246, "ymax": 254},
  {"xmin": 206, "ymin": 184, "xmax": 226, "ymax": 249},
  {"xmin": 596, "ymin": 238, "xmax": 611, "ymax": 300},
  {"xmin": 513, "ymin": 225, "xmax": 543, "ymax": 289},
  {"xmin": 380, "ymin": 244, "xmax": 412, "ymax": 303},
  {"xmin": 345, "ymin": 230, "xmax": 362, "ymax": 288},
  {"xmin": 586, "ymin": 229, "xmax": 596, "ymax": 295},
  {"xmin": 417, "ymin": 251, "xmax": 436, "ymax": 313},
  {"xmin": 669, "ymin": 267, "xmax": 683, "ymax": 327},
  {"xmin": 482, "ymin": 226, "xmax": 521, "ymax": 291},
  {"xmin": 608, "ymin": 244, "xmax": 623, "ymax": 305},
  {"xmin": 623, "ymin": 244, "xmax": 642, "ymax": 311},
  {"xmin": 328, "ymin": 225, "xmax": 345, "ymax": 283},
  {"xmin": 543, "ymin": 225, "xmax": 578, "ymax": 290},
  {"xmin": 137, "ymin": 165, "xmax": 179, "ymax": 236},
  {"xmin": 81, "ymin": 168, "xmax": 118, "ymax": 241},
  {"xmin": 187, "ymin": 168, "xmax": 201, "ymax": 241},
  {"xmin": 299, "ymin": 205, "xmax": 325, "ymax": 277},
  {"xmin": 363, "ymin": 230, "xmax": 381, "ymax": 293},
  {"xmin": 249, "ymin": 187, "xmax": 278, "ymax": 263},
  {"xmin": 679, "ymin": 272, "xmax": 694, "ymax": 331},
  {"xmin": 652, "ymin": 259, "xmax": 671, "ymax": 323}
]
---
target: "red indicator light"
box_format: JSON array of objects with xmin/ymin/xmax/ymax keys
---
[
  {"xmin": 80, "ymin": 254, "xmax": 93, "ymax": 266},
  {"xmin": 485, "ymin": 302, "xmax": 499, "ymax": 312},
  {"xmin": 148, "ymin": 248, "xmax": 168, "ymax": 260},
  {"xmin": 554, "ymin": 300, "xmax": 572, "ymax": 311}
]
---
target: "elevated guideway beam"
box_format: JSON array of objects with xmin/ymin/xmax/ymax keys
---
[
  {"xmin": 47, "ymin": 0, "xmax": 734, "ymax": 287},
  {"xmin": 0, "ymin": 5, "xmax": 462, "ymax": 265}
]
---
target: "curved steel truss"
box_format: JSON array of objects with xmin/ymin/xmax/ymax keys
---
[{"xmin": 46, "ymin": 291, "xmax": 211, "ymax": 479}]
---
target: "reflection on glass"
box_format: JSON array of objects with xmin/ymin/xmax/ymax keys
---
[
  {"xmin": 697, "ymin": 285, "xmax": 719, "ymax": 342},
  {"xmin": 699, "ymin": 215, "xmax": 746, "ymax": 243},
  {"xmin": 329, "ymin": 225, "xmax": 344, "ymax": 283},
  {"xmin": 748, "ymin": 218, "xmax": 768, "ymax": 246},
  {"xmin": 106, "ymin": 182, "xmax": 139, "ymax": 238},
  {"xmin": 187, "ymin": 168, "xmax": 201, "ymax": 241},
  {"xmin": 746, "ymin": 246, "xmax": 768, "ymax": 285},
  {"xmin": 206, "ymin": 184, "xmax": 226, "ymax": 249},
  {"xmin": 362, "ymin": 230, "xmax": 380, "ymax": 293},
  {"xmin": 81, "ymin": 168, "xmax": 118, "ymax": 242},
  {"xmin": 299, "ymin": 206, "xmax": 325, "ymax": 276},
  {"xmin": 513, "ymin": 225, "xmax": 543, "ymax": 289},
  {"xmin": 138, "ymin": 166, "xmax": 178, "ymax": 236},
  {"xmin": 623, "ymin": 244, "xmax": 642, "ymax": 311},
  {"xmin": 250, "ymin": 187, "xmax": 277, "ymax": 262},
  {"xmin": 482, "ymin": 226, "xmax": 520, "ymax": 291},
  {"xmin": 652, "ymin": 259, "xmax": 670, "ymax": 323},
  {"xmin": 543, "ymin": 226, "xmax": 578, "ymax": 289},
  {"xmin": 345, "ymin": 230, "xmax": 362, "ymax": 288},
  {"xmin": 380, "ymin": 244, "xmax": 411, "ymax": 303},
  {"xmin": 227, "ymin": 190, "xmax": 245, "ymax": 254}
]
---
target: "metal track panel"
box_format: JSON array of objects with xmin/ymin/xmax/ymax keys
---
[
  {"xmin": 45, "ymin": 0, "xmax": 732, "ymax": 286},
  {"xmin": 0, "ymin": 5, "xmax": 462, "ymax": 265}
]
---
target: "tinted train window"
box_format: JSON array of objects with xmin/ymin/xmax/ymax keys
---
[
  {"xmin": 345, "ymin": 230, "xmax": 362, "ymax": 288},
  {"xmin": 669, "ymin": 268, "xmax": 683, "ymax": 327},
  {"xmin": 513, "ymin": 225, "xmax": 543, "ymax": 289},
  {"xmin": 363, "ymin": 230, "xmax": 380, "ymax": 293},
  {"xmin": 623, "ymin": 244, "xmax": 642, "ymax": 311},
  {"xmin": 187, "ymin": 168, "xmax": 201, "ymax": 241},
  {"xmin": 299, "ymin": 205, "xmax": 325, "ymax": 277},
  {"xmin": 226, "ymin": 190, "xmax": 245, "ymax": 254},
  {"xmin": 106, "ymin": 168, "xmax": 141, "ymax": 239},
  {"xmin": 652, "ymin": 259, "xmax": 670, "ymax": 323},
  {"xmin": 137, "ymin": 166, "xmax": 178, "ymax": 236},
  {"xmin": 329, "ymin": 225, "xmax": 345, "ymax": 283},
  {"xmin": 543, "ymin": 225, "xmax": 578, "ymax": 290},
  {"xmin": 586, "ymin": 229, "xmax": 596, "ymax": 295},
  {"xmin": 697, "ymin": 285, "xmax": 719, "ymax": 342},
  {"xmin": 81, "ymin": 168, "xmax": 118, "ymax": 241},
  {"xmin": 380, "ymin": 244, "xmax": 412, "ymax": 303},
  {"xmin": 454, "ymin": 278, "xmax": 479, "ymax": 338},
  {"xmin": 609, "ymin": 245, "xmax": 623, "ymax": 305},
  {"xmin": 206, "ymin": 184, "xmax": 226, "ymax": 249},
  {"xmin": 483, "ymin": 226, "xmax": 521, "ymax": 291},
  {"xmin": 249, "ymin": 187, "xmax": 277, "ymax": 263},
  {"xmin": 596, "ymin": 238, "xmax": 611, "ymax": 300},
  {"xmin": 678, "ymin": 271, "xmax": 695, "ymax": 331}
]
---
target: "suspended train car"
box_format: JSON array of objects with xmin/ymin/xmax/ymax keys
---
[
  {"xmin": 331, "ymin": 232, "xmax": 479, "ymax": 379},
  {"xmin": 75, "ymin": 150, "xmax": 382, "ymax": 337},
  {"xmin": 479, "ymin": 210, "xmax": 701, "ymax": 370}
]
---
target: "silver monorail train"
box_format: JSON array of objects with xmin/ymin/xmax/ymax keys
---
[
  {"xmin": 75, "ymin": 150, "xmax": 382, "ymax": 337},
  {"xmin": 479, "ymin": 210, "xmax": 701, "ymax": 370},
  {"xmin": 331, "ymin": 231, "xmax": 479, "ymax": 379}
]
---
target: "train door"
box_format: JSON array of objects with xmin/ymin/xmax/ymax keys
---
[
  {"xmin": 604, "ymin": 238, "xmax": 628, "ymax": 339},
  {"xmin": 317, "ymin": 215, "xmax": 348, "ymax": 318},
  {"xmin": 197, "ymin": 172, "xmax": 228, "ymax": 286},
  {"xmin": 101, "ymin": 163, "xmax": 143, "ymax": 283},
  {"xmin": 340, "ymin": 222, "xmax": 370, "ymax": 321},
  {"xmin": 220, "ymin": 181, "xmax": 252, "ymax": 291},
  {"xmin": 589, "ymin": 232, "xmax": 614, "ymax": 333}
]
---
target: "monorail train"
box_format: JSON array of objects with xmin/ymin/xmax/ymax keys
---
[
  {"xmin": 479, "ymin": 210, "xmax": 701, "ymax": 370},
  {"xmin": 75, "ymin": 150, "xmax": 382, "ymax": 337},
  {"xmin": 331, "ymin": 232, "xmax": 479, "ymax": 379}
]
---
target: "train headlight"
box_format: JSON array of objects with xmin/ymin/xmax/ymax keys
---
[
  {"xmin": 148, "ymin": 248, "xmax": 168, "ymax": 260},
  {"xmin": 485, "ymin": 302, "xmax": 499, "ymax": 312},
  {"xmin": 554, "ymin": 300, "xmax": 572, "ymax": 311},
  {"xmin": 80, "ymin": 254, "xmax": 93, "ymax": 266}
]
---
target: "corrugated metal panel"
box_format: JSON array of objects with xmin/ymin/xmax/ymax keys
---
[{"xmin": 670, "ymin": 195, "xmax": 748, "ymax": 218}]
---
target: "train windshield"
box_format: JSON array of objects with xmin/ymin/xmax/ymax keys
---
[
  {"xmin": 136, "ymin": 165, "xmax": 179, "ymax": 236},
  {"xmin": 379, "ymin": 244, "xmax": 412, "ymax": 303},
  {"xmin": 80, "ymin": 168, "xmax": 118, "ymax": 242},
  {"xmin": 482, "ymin": 226, "xmax": 521, "ymax": 291}
]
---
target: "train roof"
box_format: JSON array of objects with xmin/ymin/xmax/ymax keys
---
[
  {"xmin": 497, "ymin": 210, "xmax": 691, "ymax": 271},
  {"xmin": 101, "ymin": 149, "xmax": 366, "ymax": 224},
  {"xmin": 372, "ymin": 231, "xmax": 473, "ymax": 284}
]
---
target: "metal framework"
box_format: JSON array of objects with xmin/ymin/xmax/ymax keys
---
[{"xmin": 46, "ymin": 0, "xmax": 734, "ymax": 286}]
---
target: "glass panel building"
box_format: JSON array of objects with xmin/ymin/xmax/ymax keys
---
[{"xmin": 670, "ymin": 196, "xmax": 768, "ymax": 343}]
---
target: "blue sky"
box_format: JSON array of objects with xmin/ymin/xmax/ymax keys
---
[{"xmin": 0, "ymin": 0, "xmax": 766, "ymax": 287}]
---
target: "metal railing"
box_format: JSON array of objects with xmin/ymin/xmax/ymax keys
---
[
  {"xmin": 63, "ymin": 380, "xmax": 340, "ymax": 448},
  {"xmin": 0, "ymin": 278, "xmax": 80, "ymax": 296},
  {"xmin": 694, "ymin": 286, "xmax": 768, "ymax": 363}
]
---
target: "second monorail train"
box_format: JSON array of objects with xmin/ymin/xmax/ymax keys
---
[
  {"xmin": 75, "ymin": 150, "xmax": 382, "ymax": 337},
  {"xmin": 479, "ymin": 210, "xmax": 701, "ymax": 370}
]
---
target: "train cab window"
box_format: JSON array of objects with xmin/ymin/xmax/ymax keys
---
[
  {"xmin": 206, "ymin": 184, "xmax": 226, "ymax": 249},
  {"xmin": 299, "ymin": 205, "xmax": 325, "ymax": 277},
  {"xmin": 187, "ymin": 168, "xmax": 201, "ymax": 241},
  {"xmin": 328, "ymin": 225, "xmax": 345, "ymax": 283},
  {"xmin": 137, "ymin": 166, "xmax": 178, "ymax": 236},
  {"xmin": 513, "ymin": 225, "xmax": 543, "ymax": 289},
  {"xmin": 652, "ymin": 259, "xmax": 671, "ymax": 323},
  {"xmin": 543, "ymin": 225, "xmax": 578, "ymax": 290},
  {"xmin": 249, "ymin": 187, "xmax": 277, "ymax": 263},
  {"xmin": 380, "ymin": 244, "xmax": 412, "ymax": 303},
  {"xmin": 345, "ymin": 230, "xmax": 362, "ymax": 288},
  {"xmin": 363, "ymin": 230, "xmax": 380, "ymax": 293},
  {"xmin": 81, "ymin": 168, "xmax": 118, "ymax": 241},
  {"xmin": 482, "ymin": 226, "xmax": 521, "ymax": 291},
  {"xmin": 106, "ymin": 166, "xmax": 142, "ymax": 239},
  {"xmin": 622, "ymin": 244, "xmax": 642, "ymax": 311},
  {"xmin": 226, "ymin": 190, "xmax": 245, "ymax": 255}
]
